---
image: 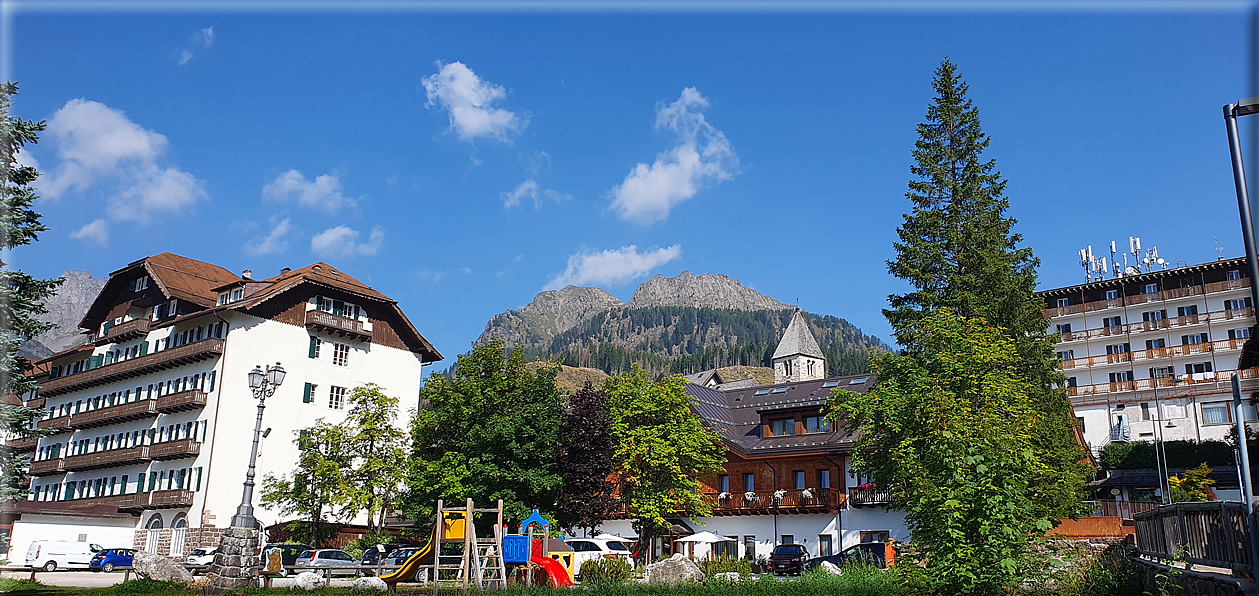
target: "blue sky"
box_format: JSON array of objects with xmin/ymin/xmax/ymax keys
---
[{"xmin": 6, "ymin": 4, "xmax": 1256, "ymax": 364}]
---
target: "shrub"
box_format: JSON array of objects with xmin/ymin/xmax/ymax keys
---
[
  {"xmin": 579, "ymin": 556, "xmax": 633, "ymax": 583},
  {"xmin": 699, "ymin": 556, "xmax": 752, "ymax": 577},
  {"xmin": 1099, "ymin": 439, "xmax": 1234, "ymax": 470}
]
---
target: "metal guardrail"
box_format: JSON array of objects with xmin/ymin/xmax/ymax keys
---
[{"xmin": 1133, "ymin": 501, "xmax": 1252, "ymax": 573}]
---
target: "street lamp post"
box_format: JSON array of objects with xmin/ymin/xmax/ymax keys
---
[{"xmin": 230, "ymin": 363, "xmax": 286, "ymax": 529}]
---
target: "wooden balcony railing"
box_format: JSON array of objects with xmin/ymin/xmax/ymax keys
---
[
  {"xmin": 1085, "ymin": 499, "xmax": 1160, "ymax": 520},
  {"xmin": 156, "ymin": 390, "xmax": 207, "ymax": 414},
  {"xmin": 305, "ymin": 310, "xmax": 372, "ymax": 341},
  {"xmin": 69, "ymin": 399, "xmax": 157, "ymax": 430},
  {"xmin": 65, "ymin": 492, "xmax": 150, "ymax": 511},
  {"xmin": 849, "ymin": 487, "xmax": 893, "ymax": 507},
  {"xmin": 30, "ymin": 458, "xmax": 63, "ymax": 474},
  {"xmin": 37, "ymin": 416, "xmax": 72, "ymax": 434},
  {"xmin": 1067, "ymin": 368, "xmax": 1259, "ymax": 403},
  {"xmin": 63, "ymin": 446, "xmax": 150, "ymax": 472},
  {"xmin": 1062, "ymin": 338, "xmax": 1252, "ymax": 369},
  {"xmin": 5, "ymin": 436, "xmax": 38, "ymax": 451},
  {"xmin": 24, "ymin": 397, "xmax": 45, "ymax": 410},
  {"xmin": 1046, "ymin": 278, "xmax": 1253, "ymax": 320},
  {"xmin": 709, "ymin": 489, "xmax": 843, "ymax": 514},
  {"xmin": 39, "ymin": 339, "xmax": 224, "ymax": 397},
  {"xmin": 94, "ymin": 318, "xmax": 151, "ymax": 346},
  {"xmin": 148, "ymin": 489, "xmax": 194, "ymax": 508},
  {"xmin": 149, "ymin": 439, "xmax": 199, "ymax": 461},
  {"xmin": 1057, "ymin": 309, "xmax": 1254, "ymax": 343}
]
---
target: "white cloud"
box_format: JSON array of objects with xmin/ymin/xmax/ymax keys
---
[
  {"xmin": 178, "ymin": 26, "xmax": 215, "ymax": 66},
  {"xmin": 262, "ymin": 169, "xmax": 354, "ymax": 213},
  {"xmin": 70, "ymin": 219, "xmax": 109, "ymax": 245},
  {"xmin": 422, "ymin": 61, "xmax": 524, "ymax": 143},
  {"xmin": 544, "ymin": 244, "xmax": 682, "ymax": 290},
  {"xmin": 610, "ymin": 87, "xmax": 738, "ymax": 224},
  {"xmin": 311, "ymin": 225, "xmax": 384, "ymax": 260},
  {"xmin": 41, "ymin": 99, "xmax": 205, "ymax": 225},
  {"xmin": 501, "ymin": 179, "xmax": 572, "ymax": 209},
  {"xmin": 244, "ymin": 217, "xmax": 292, "ymax": 256}
]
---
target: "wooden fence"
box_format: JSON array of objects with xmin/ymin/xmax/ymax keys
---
[{"xmin": 1132, "ymin": 501, "xmax": 1252, "ymax": 573}]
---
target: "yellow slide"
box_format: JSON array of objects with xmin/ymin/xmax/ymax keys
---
[{"xmin": 379, "ymin": 538, "xmax": 435, "ymax": 589}]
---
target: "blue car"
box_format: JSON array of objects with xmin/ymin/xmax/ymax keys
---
[{"xmin": 89, "ymin": 548, "xmax": 136, "ymax": 572}]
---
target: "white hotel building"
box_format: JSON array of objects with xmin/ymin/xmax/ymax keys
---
[
  {"xmin": 1040, "ymin": 256, "xmax": 1259, "ymax": 455},
  {"xmin": 4, "ymin": 253, "xmax": 440, "ymax": 561}
]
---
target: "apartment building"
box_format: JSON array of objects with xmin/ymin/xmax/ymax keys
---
[
  {"xmin": 1040, "ymin": 256, "xmax": 1259, "ymax": 455},
  {"xmin": 597, "ymin": 312, "xmax": 908, "ymax": 559},
  {"xmin": 5, "ymin": 253, "xmax": 440, "ymax": 562}
]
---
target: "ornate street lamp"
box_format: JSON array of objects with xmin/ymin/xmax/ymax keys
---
[{"xmin": 231, "ymin": 362, "xmax": 285, "ymax": 529}]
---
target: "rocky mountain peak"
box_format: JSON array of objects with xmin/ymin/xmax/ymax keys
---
[
  {"xmin": 21, "ymin": 269, "xmax": 107, "ymax": 359},
  {"xmin": 478, "ymin": 285, "xmax": 623, "ymax": 347},
  {"xmin": 627, "ymin": 270, "xmax": 789, "ymax": 311}
]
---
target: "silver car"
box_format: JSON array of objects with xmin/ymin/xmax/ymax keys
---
[{"xmin": 293, "ymin": 549, "xmax": 362, "ymax": 577}]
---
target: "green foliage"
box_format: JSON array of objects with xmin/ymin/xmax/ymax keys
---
[
  {"xmin": 881, "ymin": 59, "xmax": 1089, "ymax": 526},
  {"xmin": 260, "ymin": 419, "xmax": 353, "ymax": 547},
  {"xmin": 1168, "ymin": 463, "xmax": 1215, "ymax": 503},
  {"xmin": 579, "ymin": 556, "xmax": 633, "ymax": 583},
  {"xmin": 342, "ymin": 383, "xmax": 408, "ymax": 534},
  {"xmin": 1020, "ymin": 543, "xmax": 1139, "ymax": 596},
  {"xmin": 1099, "ymin": 440, "xmax": 1234, "ymax": 470},
  {"xmin": 698, "ymin": 556, "xmax": 753, "ymax": 577},
  {"xmin": 830, "ymin": 310, "xmax": 1060, "ymax": 595},
  {"xmin": 96, "ymin": 580, "xmax": 198, "ymax": 595},
  {"xmin": 555, "ymin": 382, "xmax": 616, "ymax": 532},
  {"xmin": 606, "ymin": 368, "xmax": 726, "ymax": 545},
  {"xmin": 0, "ymin": 81, "xmax": 62, "ymax": 510},
  {"xmin": 402, "ymin": 340, "xmax": 565, "ymax": 524}
]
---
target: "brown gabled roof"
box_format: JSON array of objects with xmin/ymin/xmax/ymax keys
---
[{"xmin": 83, "ymin": 253, "xmax": 242, "ymax": 329}]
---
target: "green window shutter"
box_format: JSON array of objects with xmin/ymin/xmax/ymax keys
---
[
  {"xmin": 102, "ymin": 321, "xmax": 114, "ymax": 334},
  {"xmin": 303, "ymin": 383, "xmax": 314, "ymax": 403},
  {"xmin": 137, "ymin": 473, "xmax": 146, "ymax": 493},
  {"xmin": 309, "ymin": 336, "xmax": 319, "ymax": 358},
  {"xmin": 195, "ymin": 467, "xmax": 202, "ymax": 491},
  {"xmin": 139, "ymin": 341, "xmax": 148, "ymax": 356},
  {"xmin": 89, "ymin": 355, "xmax": 103, "ymax": 369},
  {"xmin": 148, "ymin": 473, "xmax": 157, "ymax": 491},
  {"xmin": 207, "ymin": 371, "xmax": 216, "ymax": 392}
]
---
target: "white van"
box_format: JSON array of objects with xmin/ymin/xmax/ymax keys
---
[{"xmin": 25, "ymin": 540, "xmax": 102, "ymax": 571}]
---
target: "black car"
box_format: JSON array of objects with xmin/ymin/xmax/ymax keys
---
[
  {"xmin": 802, "ymin": 542, "xmax": 889, "ymax": 571},
  {"xmin": 361, "ymin": 543, "xmax": 413, "ymax": 574},
  {"xmin": 769, "ymin": 544, "xmax": 809, "ymax": 576},
  {"xmin": 259, "ymin": 543, "xmax": 313, "ymax": 576}
]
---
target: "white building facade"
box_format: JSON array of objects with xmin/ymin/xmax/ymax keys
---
[{"xmin": 8, "ymin": 253, "xmax": 439, "ymax": 562}]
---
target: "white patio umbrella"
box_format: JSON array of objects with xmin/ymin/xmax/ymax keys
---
[{"xmin": 675, "ymin": 531, "xmax": 736, "ymax": 560}]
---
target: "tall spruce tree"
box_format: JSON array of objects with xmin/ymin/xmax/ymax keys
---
[
  {"xmin": 883, "ymin": 60, "xmax": 1088, "ymax": 520},
  {"xmin": 0, "ymin": 82, "xmax": 62, "ymax": 505}
]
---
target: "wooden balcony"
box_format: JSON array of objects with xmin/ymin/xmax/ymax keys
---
[
  {"xmin": 94, "ymin": 318, "xmax": 151, "ymax": 346},
  {"xmin": 1086, "ymin": 499, "xmax": 1160, "ymax": 520},
  {"xmin": 1062, "ymin": 338, "xmax": 1251, "ymax": 369},
  {"xmin": 1057, "ymin": 308, "xmax": 1255, "ymax": 344},
  {"xmin": 24, "ymin": 397, "xmax": 45, "ymax": 410},
  {"xmin": 149, "ymin": 439, "xmax": 199, "ymax": 461},
  {"xmin": 63, "ymin": 446, "xmax": 150, "ymax": 472},
  {"xmin": 37, "ymin": 416, "xmax": 72, "ymax": 434},
  {"xmin": 849, "ymin": 487, "xmax": 893, "ymax": 507},
  {"xmin": 30, "ymin": 458, "xmax": 63, "ymax": 474},
  {"xmin": 148, "ymin": 489, "xmax": 194, "ymax": 509},
  {"xmin": 69, "ymin": 399, "xmax": 157, "ymax": 430},
  {"xmin": 39, "ymin": 339, "xmax": 224, "ymax": 397},
  {"xmin": 1044, "ymin": 279, "xmax": 1253, "ymax": 320},
  {"xmin": 5, "ymin": 436, "xmax": 38, "ymax": 451},
  {"xmin": 708, "ymin": 488, "xmax": 843, "ymax": 515},
  {"xmin": 68, "ymin": 492, "xmax": 150, "ymax": 511},
  {"xmin": 305, "ymin": 310, "xmax": 372, "ymax": 341},
  {"xmin": 156, "ymin": 390, "xmax": 207, "ymax": 414},
  {"xmin": 1067, "ymin": 368, "xmax": 1259, "ymax": 403}
]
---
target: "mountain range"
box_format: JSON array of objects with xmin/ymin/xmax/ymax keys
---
[
  {"xmin": 478, "ymin": 271, "xmax": 888, "ymax": 377},
  {"xmin": 20, "ymin": 270, "xmax": 106, "ymax": 360}
]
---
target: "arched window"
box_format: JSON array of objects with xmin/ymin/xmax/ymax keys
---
[
  {"xmin": 171, "ymin": 514, "xmax": 188, "ymax": 529},
  {"xmin": 146, "ymin": 514, "xmax": 164, "ymax": 530}
]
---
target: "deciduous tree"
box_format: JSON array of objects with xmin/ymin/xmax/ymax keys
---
[
  {"xmin": 260, "ymin": 420, "xmax": 352, "ymax": 546},
  {"xmin": 555, "ymin": 381, "xmax": 615, "ymax": 533},
  {"xmin": 606, "ymin": 368, "xmax": 725, "ymax": 553},
  {"xmin": 343, "ymin": 383, "xmax": 408, "ymax": 535}
]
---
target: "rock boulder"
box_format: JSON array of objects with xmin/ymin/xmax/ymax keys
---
[
  {"xmin": 820, "ymin": 561, "xmax": 843, "ymax": 575},
  {"xmin": 645, "ymin": 553, "xmax": 703, "ymax": 585},
  {"xmin": 132, "ymin": 551, "xmax": 195, "ymax": 584},
  {"xmin": 353, "ymin": 576, "xmax": 388, "ymax": 591},
  {"xmin": 293, "ymin": 571, "xmax": 324, "ymax": 590}
]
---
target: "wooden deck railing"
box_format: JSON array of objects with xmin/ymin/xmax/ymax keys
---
[
  {"xmin": 69, "ymin": 399, "xmax": 157, "ymax": 429},
  {"xmin": 305, "ymin": 310, "xmax": 371, "ymax": 340},
  {"xmin": 39, "ymin": 339, "xmax": 224, "ymax": 397},
  {"xmin": 1085, "ymin": 499, "xmax": 1160, "ymax": 520},
  {"xmin": 63, "ymin": 445, "xmax": 150, "ymax": 472},
  {"xmin": 94, "ymin": 318, "xmax": 151, "ymax": 346},
  {"xmin": 1133, "ymin": 501, "xmax": 1252, "ymax": 573}
]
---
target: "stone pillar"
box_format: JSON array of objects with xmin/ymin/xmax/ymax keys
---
[{"xmin": 205, "ymin": 527, "xmax": 261, "ymax": 592}]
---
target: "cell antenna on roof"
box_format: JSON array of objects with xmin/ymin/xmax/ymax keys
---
[{"xmin": 1216, "ymin": 238, "xmax": 1225, "ymax": 261}]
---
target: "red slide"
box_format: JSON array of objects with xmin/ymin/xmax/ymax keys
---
[{"xmin": 531, "ymin": 556, "xmax": 575, "ymax": 587}]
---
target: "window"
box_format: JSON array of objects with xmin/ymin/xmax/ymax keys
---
[
  {"xmin": 1150, "ymin": 366, "xmax": 1175, "ymax": 378},
  {"xmin": 821, "ymin": 381, "xmax": 839, "ymax": 388},
  {"xmin": 1231, "ymin": 328, "xmax": 1253, "ymax": 340},
  {"xmin": 128, "ymin": 276, "xmax": 150, "ymax": 292},
  {"xmin": 1144, "ymin": 283, "xmax": 1159, "ymax": 294},
  {"xmin": 1185, "ymin": 362, "xmax": 1214, "ymax": 374},
  {"xmin": 771, "ymin": 387, "xmax": 788, "ymax": 394},
  {"xmin": 1109, "ymin": 371, "xmax": 1133, "ymax": 383},
  {"xmin": 1104, "ymin": 289, "xmax": 1119, "ymax": 300},
  {"xmin": 860, "ymin": 531, "xmax": 890, "ymax": 544},
  {"xmin": 303, "ymin": 383, "xmax": 316, "ymax": 404},
  {"xmin": 308, "ymin": 337, "xmax": 321, "ymax": 359},
  {"xmin": 819, "ymin": 535, "xmax": 833, "ymax": 557},
  {"xmin": 1141, "ymin": 402, "xmax": 1153, "ymax": 421},
  {"xmin": 1057, "ymin": 298, "xmax": 1070, "ymax": 308},
  {"xmin": 754, "ymin": 389, "xmax": 771, "ymax": 395},
  {"xmin": 1203, "ymin": 402, "xmax": 1231, "ymax": 425},
  {"xmin": 1228, "ymin": 270, "xmax": 1243, "ymax": 281},
  {"xmin": 1105, "ymin": 343, "xmax": 1130, "ymax": 355},
  {"xmin": 770, "ymin": 419, "xmax": 794, "ymax": 436},
  {"xmin": 1057, "ymin": 350, "xmax": 1074, "ymax": 361},
  {"xmin": 1226, "ymin": 298, "xmax": 1254, "ymax": 310},
  {"xmin": 1143, "ymin": 310, "xmax": 1167, "ymax": 321},
  {"xmin": 806, "ymin": 360, "xmax": 815, "ymax": 376},
  {"xmin": 1182, "ymin": 333, "xmax": 1209, "ymax": 345},
  {"xmin": 332, "ymin": 343, "xmax": 350, "ymax": 367},
  {"xmin": 744, "ymin": 536, "xmax": 757, "ymax": 558},
  {"xmin": 1076, "ymin": 417, "xmax": 1085, "ymax": 433},
  {"xmin": 1146, "ymin": 338, "xmax": 1166, "ymax": 350},
  {"xmin": 718, "ymin": 475, "xmax": 730, "ymax": 493},
  {"xmin": 1056, "ymin": 323, "xmax": 1072, "ymax": 334},
  {"xmin": 804, "ymin": 415, "xmax": 830, "ymax": 433},
  {"xmin": 793, "ymin": 470, "xmax": 805, "ymax": 489},
  {"xmin": 329, "ymin": 386, "xmax": 346, "ymax": 410},
  {"xmin": 743, "ymin": 473, "xmax": 755, "ymax": 492},
  {"xmin": 783, "ymin": 360, "xmax": 793, "ymax": 377},
  {"xmin": 780, "ymin": 535, "xmax": 794, "ymax": 546},
  {"xmin": 1180, "ymin": 278, "xmax": 1197, "ymax": 288},
  {"xmin": 167, "ymin": 299, "xmax": 177, "ymax": 317},
  {"xmin": 817, "ymin": 469, "xmax": 830, "ymax": 489},
  {"xmin": 1178, "ymin": 305, "xmax": 1199, "ymax": 317}
]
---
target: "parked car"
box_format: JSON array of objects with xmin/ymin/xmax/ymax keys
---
[
  {"xmin": 802, "ymin": 542, "xmax": 889, "ymax": 571},
  {"xmin": 379, "ymin": 547, "xmax": 425, "ymax": 580},
  {"xmin": 769, "ymin": 544, "xmax": 809, "ymax": 576},
  {"xmin": 258, "ymin": 543, "xmax": 312, "ymax": 576},
  {"xmin": 185, "ymin": 546, "xmax": 218, "ymax": 573},
  {"xmin": 566, "ymin": 537, "xmax": 637, "ymax": 575},
  {"xmin": 89, "ymin": 548, "xmax": 136, "ymax": 572},
  {"xmin": 361, "ymin": 543, "xmax": 412, "ymax": 574},
  {"xmin": 25, "ymin": 541, "xmax": 102, "ymax": 571},
  {"xmin": 293, "ymin": 549, "xmax": 363, "ymax": 577}
]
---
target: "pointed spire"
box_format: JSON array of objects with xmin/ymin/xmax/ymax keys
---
[{"xmin": 773, "ymin": 310, "xmax": 824, "ymax": 360}]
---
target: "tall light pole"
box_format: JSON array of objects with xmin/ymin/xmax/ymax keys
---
[{"xmin": 230, "ymin": 363, "xmax": 285, "ymax": 529}]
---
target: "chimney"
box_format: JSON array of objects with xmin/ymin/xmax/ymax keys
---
[
  {"xmin": 242, "ymin": 269, "xmax": 252, "ymax": 280},
  {"xmin": 280, "ymin": 267, "xmax": 292, "ymax": 275}
]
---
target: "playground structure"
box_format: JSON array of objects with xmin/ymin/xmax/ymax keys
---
[{"xmin": 379, "ymin": 501, "xmax": 576, "ymax": 592}]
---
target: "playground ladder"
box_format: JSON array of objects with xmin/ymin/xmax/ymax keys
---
[{"xmin": 473, "ymin": 526, "xmax": 507, "ymax": 589}]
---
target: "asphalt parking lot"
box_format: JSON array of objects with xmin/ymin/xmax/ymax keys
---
[{"xmin": 1, "ymin": 570, "xmax": 127, "ymax": 588}]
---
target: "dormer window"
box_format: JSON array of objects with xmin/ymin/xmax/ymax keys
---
[
  {"xmin": 217, "ymin": 287, "xmax": 244, "ymax": 306},
  {"xmin": 316, "ymin": 296, "xmax": 362, "ymax": 320},
  {"xmin": 769, "ymin": 418, "xmax": 795, "ymax": 437},
  {"xmin": 128, "ymin": 276, "xmax": 150, "ymax": 292}
]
